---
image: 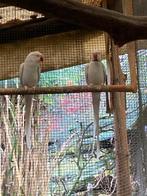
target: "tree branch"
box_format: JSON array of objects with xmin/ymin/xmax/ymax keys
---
[{"xmin": 1, "ymin": 0, "xmax": 147, "ymax": 46}]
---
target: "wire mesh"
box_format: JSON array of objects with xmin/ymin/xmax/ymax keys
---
[{"xmin": 0, "ymin": 1, "xmax": 147, "ymax": 196}]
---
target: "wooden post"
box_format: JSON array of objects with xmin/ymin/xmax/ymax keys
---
[
  {"xmin": 112, "ymin": 44, "xmax": 132, "ymax": 196},
  {"xmin": 103, "ymin": 0, "xmax": 114, "ymax": 114},
  {"xmin": 122, "ymin": 0, "xmax": 137, "ymax": 91},
  {"xmin": 104, "ymin": 34, "xmax": 114, "ymax": 113}
]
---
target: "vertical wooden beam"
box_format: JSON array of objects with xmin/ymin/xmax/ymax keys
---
[
  {"xmin": 103, "ymin": 0, "xmax": 114, "ymax": 113},
  {"xmin": 127, "ymin": 43, "xmax": 137, "ymax": 91},
  {"xmin": 112, "ymin": 44, "xmax": 132, "ymax": 196},
  {"xmin": 122, "ymin": 0, "xmax": 137, "ymax": 92},
  {"xmin": 104, "ymin": 33, "xmax": 114, "ymax": 113}
]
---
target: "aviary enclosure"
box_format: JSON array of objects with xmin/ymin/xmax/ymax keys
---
[{"xmin": 0, "ymin": 0, "xmax": 147, "ymax": 195}]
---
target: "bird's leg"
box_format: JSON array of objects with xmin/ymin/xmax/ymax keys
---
[
  {"xmin": 24, "ymin": 85, "xmax": 28, "ymax": 90},
  {"xmin": 89, "ymin": 83, "xmax": 93, "ymax": 86},
  {"xmin": 24, "ymin": 85, "xmax": 36, "ymax": 89}
]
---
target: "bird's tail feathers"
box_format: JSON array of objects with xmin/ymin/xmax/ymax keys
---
[
  {"xmin": 24, "ymin": 95, "xmax": 33, "ymax": 149},
  {"xmin": 92, "ymin": 92, "xmax": 101, "ymax": 157},
  {"xmin": 92, "ymin": 93, "xmax": 100, "ymax": 131}
]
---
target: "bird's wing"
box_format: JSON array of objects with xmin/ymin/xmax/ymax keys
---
[
  {"xmin": 37, "ymin": 65, "xmax": 41, "ymax": 84},
  {"xmin": 85, "ymin": 63, "xmax": 89, "ymax": 84},
  {"xmin": 19, "ymin": 63, "xmax": 24, "ymax": 86},
  {"xmin": 102, "ymin": 63, "xmax": 107, "ymax": 84}
]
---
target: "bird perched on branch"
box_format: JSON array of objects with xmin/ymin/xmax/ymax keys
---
[
  {"xmin": 19, "ymin": 51, "xmax": 43, "ymax": 149},
  {"xmin": 85, "ymin": 52, "xmax": 106, "ymax": 158}
]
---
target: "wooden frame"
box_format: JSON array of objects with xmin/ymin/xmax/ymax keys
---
[{"xmin": 1, "ymin": 0, "xmax": 147, "ymax": 46}]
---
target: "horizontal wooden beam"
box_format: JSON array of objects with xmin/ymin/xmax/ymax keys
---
[
  {"xmin": 0, "ymin": 85, "xmax": 136, "ymax": 95},
  {"xmin": 0, "ymin": 17, "xmax": 46, "ymax": 29},
  {"xmin": 0, "ymin": 17, "xmax": 80, "ymax": 44},
  {"xmin": 0, "ymin": 3, "xmax": 6, "ymax": 8},
  {"xmin": 1, "ymin": 0, "xmax": 147, "ymax": 46}
]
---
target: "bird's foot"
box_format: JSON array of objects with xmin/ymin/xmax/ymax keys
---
[
  {"xmin": 24, "ymin": 86, "xmax": 36, "ymax": 90},
  {"xmin": 89, "ymin": 83, "xmax": 94, "ymax": 86},
  {"xmin": 24, "ymin": 85, "xmax": 28, "ymax": 90}
]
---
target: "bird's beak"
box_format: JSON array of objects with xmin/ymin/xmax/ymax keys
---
[
  {"xmin": 40, "ymin": 56, "xmax": 43, "ymax": 62},
  {"xmin": 92, "ymin": 52, "xmax": 101, "ymax": 61}
]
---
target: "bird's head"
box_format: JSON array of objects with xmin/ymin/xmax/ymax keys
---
[
  {"xmin": 25, "ymin": 51, "xmax": 44, "ymax": 64},
  {"xmin": 91, "ymin": 51, "xmax": 101, "ymax": 61}
]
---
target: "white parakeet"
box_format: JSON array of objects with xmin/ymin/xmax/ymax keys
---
[
  {"xmin": 85, "ymin": 52, "xmax": 106, "ymax": 158},
  {"xmin": 19, "ymin": 51, "xmax": 43, "ymax": 149}
]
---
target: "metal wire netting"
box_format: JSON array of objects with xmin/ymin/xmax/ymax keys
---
[{"xmin": 0, "ymin": 1, "xmax": 147, "ymax": 196}]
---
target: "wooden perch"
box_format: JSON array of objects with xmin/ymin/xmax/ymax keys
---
[
  {"xmin": 1, "ymin": 0, "xmax": 147, "ymax": 46},
  {"xmin": 0, "ymin": 85, "xmax": 136, "ymax": 95},
  {"xmin": 0, "ymin": 17, "xmax": 80, "ymax": 44}
]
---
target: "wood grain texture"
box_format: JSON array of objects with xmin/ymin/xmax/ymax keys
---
[
  {"xmin": 1, "ymin": 0, "xmax": 147, "ymax": 46},
  {"xmin": 0, "ymin": 17, "xmax": 80, "ymax": 44},
  {"xmin": 0, "ymin": 85, "xmax": 135, "ymax": 95}
]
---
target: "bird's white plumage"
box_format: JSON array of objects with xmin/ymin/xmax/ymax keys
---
[
  {"xmin": 85, "ymin": 52, "xmax": 106, "ymax": 158},
  {"xmin": 20, "ymin": 51, "xmax": 42, "ymax": 87},
  {"xmin": 19, "ymin": 51, "xmax": 43, "ymax": 149},
  {"xmin": 86, "ymin": 61, "xmax": 105, "ymax": 85}
]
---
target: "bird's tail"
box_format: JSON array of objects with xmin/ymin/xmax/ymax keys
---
[
  {"xmin": 24, "ymin": 95, "xmax": 33, "ymax": 149},
  {"xmin": 92, "ymin": 92, "xmax": 100, "ymax": 157}
]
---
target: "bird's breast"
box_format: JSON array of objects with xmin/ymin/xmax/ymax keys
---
[
  {"xmin": 22, "ymin": 65, "xmax": 39, "ymax": 87},
  {"xmin": 88, "ymin": 63, "xmax": 105, "ymax": 85}
]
